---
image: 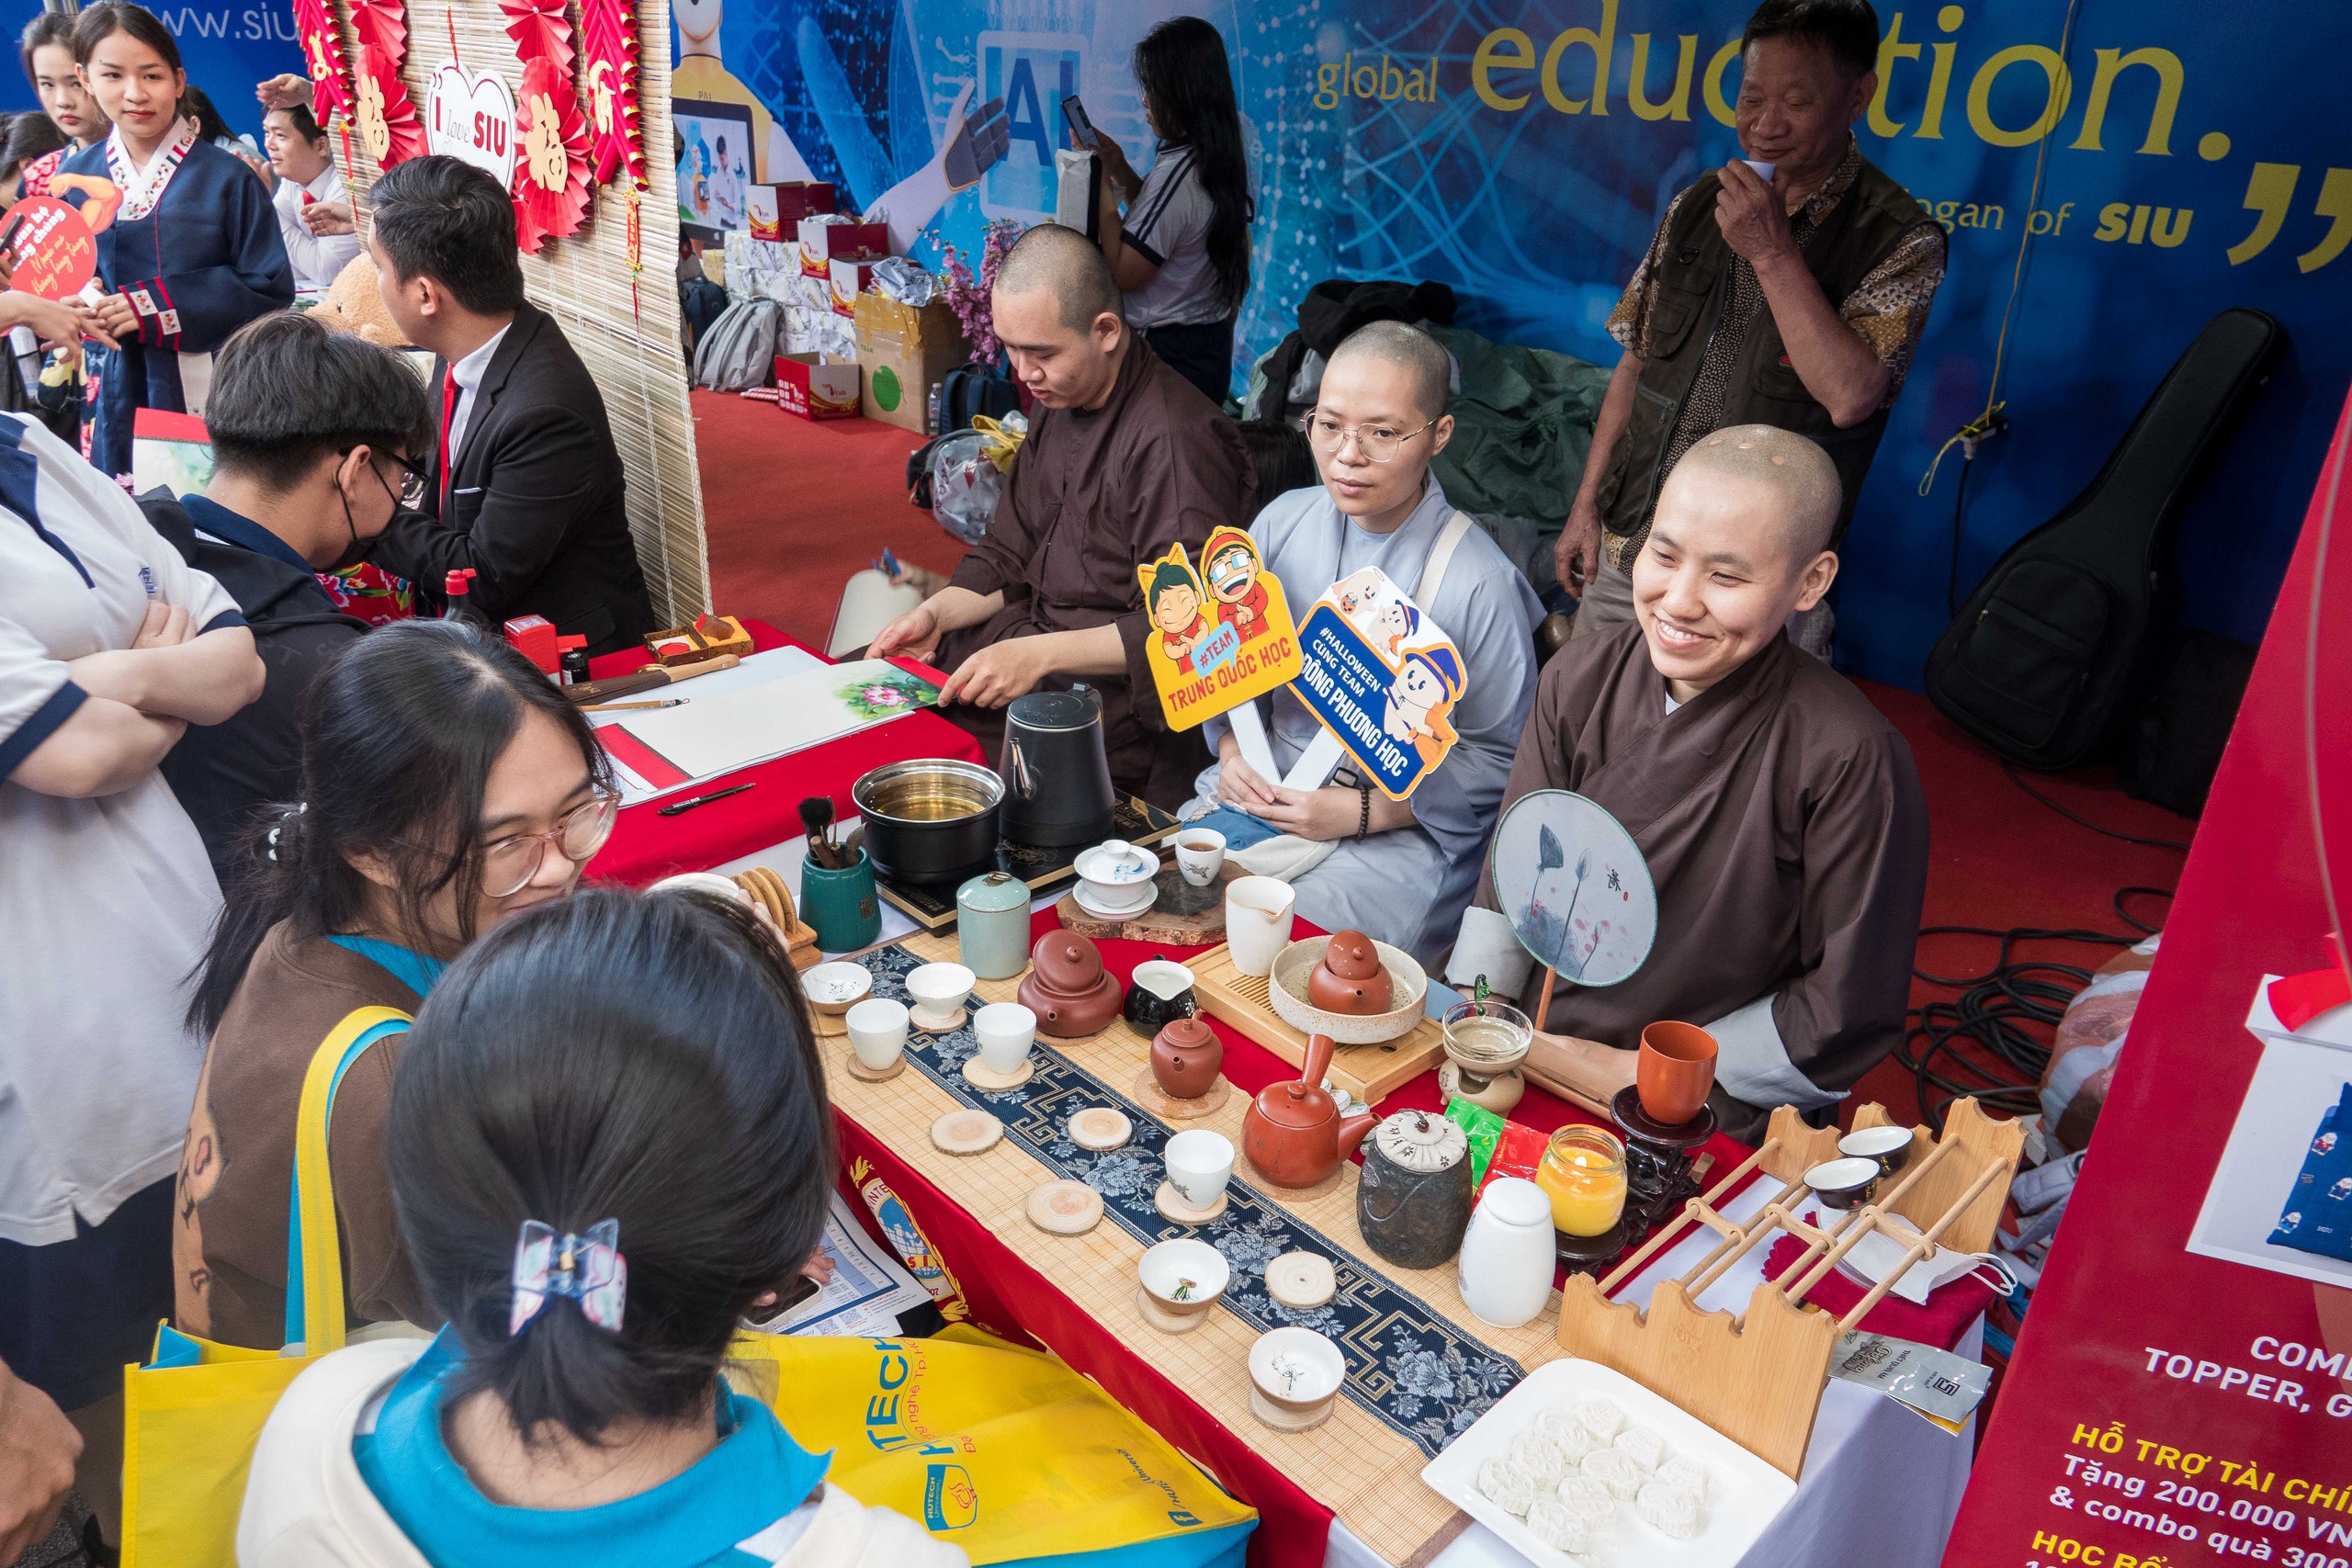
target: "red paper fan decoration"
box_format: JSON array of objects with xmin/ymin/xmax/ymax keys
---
[
  {"xmin": 511, "ymin": 54, "xmax": 590, "ymax": 252},
  {"xmin": 499, "ymin": 0, "xmax": 574, "ymax": 76},
  {"xmin": 579, "ymin": 0, "xmax": 645, "ymax": 187},
  {"xmin": 348, "ymin": 0, "xmax": 424, "ymax": 166},
  {"xmin": 293, "ymin": 0, "xmax": 351, "ymax": 124}
]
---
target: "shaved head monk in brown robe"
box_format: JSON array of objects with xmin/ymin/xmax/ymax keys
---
[
  {"xmin": 1446, "ymin": 424, "xmax": 1928, "ymax": 1141},
  {"xmin": 868, "ymin": 224, "xmax": 1253, "ymax": 807}
]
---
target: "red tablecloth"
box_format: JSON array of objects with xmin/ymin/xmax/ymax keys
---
[{"xmin": 582, "ymin": 620, "xmax": 986, "ymax": 885}]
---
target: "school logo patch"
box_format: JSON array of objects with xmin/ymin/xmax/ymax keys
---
[{"xmin": 923, "ymin": 1462, "xmax": 978, "ymax": 1530}]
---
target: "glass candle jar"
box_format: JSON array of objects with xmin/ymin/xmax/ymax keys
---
[{"xmin": 1535, "ymin": 1125, "xmax": 1628, "ymax": 1237}]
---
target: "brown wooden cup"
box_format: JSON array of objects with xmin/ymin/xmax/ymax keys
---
[{"xmin": 1637, "ymin": 1020, "xmax": 1720, "ymax": 1125}]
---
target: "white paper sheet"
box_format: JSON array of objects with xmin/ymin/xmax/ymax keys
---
[{"xmin": 746, "ymin": 1192, "xmax": 931, "ymax": 1337}]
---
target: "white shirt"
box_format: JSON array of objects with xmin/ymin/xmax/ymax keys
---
[
  {"xmin": 0, "ymin": 413, "xmax": 242, "ymax": 1243},
  {"xmin": 1119, "ymin": 146, "xmax": 1228, "ymax": 330},
  {"xmin": 444, "ymin": 321, "xmax": 512, "ymax": 473},
  {"xmin": 270, "ymin": 162, "xmax": 362, "ymax": 292}
]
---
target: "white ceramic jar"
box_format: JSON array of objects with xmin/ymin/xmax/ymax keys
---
[{"xmin": 1456, "ymin": 1176, "xmax": 1556, "ymax": 1328}]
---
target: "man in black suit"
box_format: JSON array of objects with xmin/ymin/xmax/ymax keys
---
[
  {"xmin": 364, "ymin": 154, "xmax": 655, "ymax": 654},
  {"xmin": 139, "ymin": 310, "xmax": 433, "ymax": 883}
]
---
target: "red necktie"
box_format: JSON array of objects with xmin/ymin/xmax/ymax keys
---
[{"xmin": 436, "ymin": 368, "xmax": 458, "ymax": 511}]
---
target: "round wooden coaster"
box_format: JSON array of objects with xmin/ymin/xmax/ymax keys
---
[
  {"xmin": 961, "ymin": 1055, "xmax": 1035, "ymax": 1091},
  {"xmin": 1127, "ymin": 1068, "xmax": 1233, "ymax": 1122},
  {"xmin": 1249, "ymin": 1385, "xmax": 1335, "ymax": 1433},
  {"xmin": 1068, "ymin": 1107, "xmax": 1133, "ymax": 1151},
  {"xmin": 1154, "ymin": 1179, "xmax": 1228, "ymax": 1225},
  {"xmin": 1026, "ymin": 1179, "xmax": 1103, "ymax": 1235},
  {"xmin": 910, "ymin": 1005, "xmax": 967, "ymax": 1034},
  {"xmin": 1135, "ymin": 1286, "xmax": 1215, "ymax": 1334},
  {"xmin": 1264, "ymin": 1252, "xmax": 1337, "ymax": 1311},
  {"xmin": 843, "ymin": 1050, "xmax": 905, "ymax": 1081},
  {"xmin": 930, "ymin": 1109, "xmax": 1003, "ymax": 1156}
]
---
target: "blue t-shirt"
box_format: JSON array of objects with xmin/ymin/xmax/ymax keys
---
[{"xmin": 354, "ymin": 1330, "xmax": 834, "ymax": 1566}]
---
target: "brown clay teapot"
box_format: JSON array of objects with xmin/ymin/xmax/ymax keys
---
[
  {"xmin": 1307, "ymin": 931, "xmax": 1393, "ymax": 1016},
  {"xmin": 1242, "ymin": 1032, "xmax": 1379, "ymax": 1189},
  {"xmin": 1017, "ymin": 931, "xmax": 1124, "ymax": 1037},
  {"xmin": 1149, "ymin": 1016, "xmax": 1224, "ymax": 1100}
]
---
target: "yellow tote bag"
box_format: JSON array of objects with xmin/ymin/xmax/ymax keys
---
[
  {"xmin": 723, "ymin": 1325, "xmax": 1256, "ymax": 1565},
  {"xmin": 120, "ymin": 1007, "xmax": 413, "ymax": 1568}
]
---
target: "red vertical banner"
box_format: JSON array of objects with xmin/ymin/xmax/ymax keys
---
[{"xmin": 1949, "ymin": 389, "xmax": 2352, "ymax": 1563}]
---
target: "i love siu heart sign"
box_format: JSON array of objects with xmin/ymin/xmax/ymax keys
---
[{"xmin": 427, "ymin": 63, "xmax": 518, "ymax": 190}]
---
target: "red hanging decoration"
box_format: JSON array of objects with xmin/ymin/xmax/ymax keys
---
[
  {"xmin": 578, "ymin": 0, "xmax": 646, "ymax": 188},
  {"xmin": 499, "ymin": 0, "xmax": 573, "ymax": 76},
  {"xmin": 293, "ymin": 0, "xmax": 352, "ymax": 126},
  {"xmin": 350, "ymin": 0, "xmax": 425, "ymax": 166},
  {"xmin": 509, "ymin": 52, "xmax": 590, "ymax": 252}
]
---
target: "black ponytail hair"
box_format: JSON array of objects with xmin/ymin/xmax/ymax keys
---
[
  {"xmin": 1130, "ymin": 16, "xmax": 1254, "ymax": 315},
  {"xmin": 387, "ymin": 887, "xmax": 833, "ymax": 1444},
  {"xmin": 187, "ymin": 619, "xmax": 613, "ymax": 1034}
]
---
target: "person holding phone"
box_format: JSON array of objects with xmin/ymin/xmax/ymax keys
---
[{"xmin": 1075, "ymin": 17, "xmax": 1254, "ymax": 405}]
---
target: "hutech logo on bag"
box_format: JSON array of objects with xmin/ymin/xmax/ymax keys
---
[{"xmin": 924, "ymin": 1462, "xmax": 980, "ymax": 1530}]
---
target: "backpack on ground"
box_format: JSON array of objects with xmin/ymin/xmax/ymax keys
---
[
  {"xmin": 1922, "ymin": 309, "xmax": 2280, "ymax": 770},
  {"xmin": 691, "ymin": 299, "xmax": 784, "ymax": 392}
]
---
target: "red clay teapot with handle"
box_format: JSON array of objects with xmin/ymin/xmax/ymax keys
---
[{"xmin": 1243, "ymin": 1032, "xmax": 1379, "ymax": 1189}]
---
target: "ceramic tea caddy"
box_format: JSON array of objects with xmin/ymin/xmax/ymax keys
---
[
  {"xmin": 1355, "ymin": 1110, "xmax": 1474, "ymax": 1269},
  {"xmin": 1241, "ymin": 1032, "xmax": 1378, "ymax": 1189},
  {"xmin": 1017, "ymin": 930, "xmax": 1124, "ymax": 1037}
]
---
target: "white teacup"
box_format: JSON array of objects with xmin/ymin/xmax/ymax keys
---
[
  {"xmin": 972, "ymin": 1001, "xmax": 1037, "ymax": 1074},
  {"xmin": 1741, "ymin": 156, "xmax": 1776, "ymax": 182},
  {"xmin": 1164, "ymin": 1128, "xmax": 1236, "ymax": 1211},
  {"xmin": 904, "ymin": 962, "xmax": 976, "ymax": 1032},
  {"xmin": 844, "ymin": 998, "xmax": 910, "ymax": 1072},
  {"xmin": 1174, "ymin": 829, "xmax": 1227, "ymax": 887}
]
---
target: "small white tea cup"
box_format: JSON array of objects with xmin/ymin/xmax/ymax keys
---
[
  {"xmin": 844, "ymin": 998, "xmax": 910, "ymax": 1072},
  {"xmin": 973, "ymin": 1001, "xmax": 1037, "ymax": 1074},
  {"xmin": 1164, "ymin": 1128, "xmax": 1236, "ymax": 1211},
  {"xmin": 1174, "ymin": 829, "xmax": 1227, "ymax": 887}
]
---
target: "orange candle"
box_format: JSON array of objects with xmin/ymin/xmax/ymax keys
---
[{"xmin": 1535, "ymin": 1126, "xmax": 1627, "ymax": 1236}]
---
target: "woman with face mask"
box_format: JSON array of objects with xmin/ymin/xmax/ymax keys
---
[
  {"xmin": 54, "ymin": 2, "xmax": 292, "ymax": 485},
  {"xmin": 173, "ymin": 621, "xmax": 619, "ymax": 1364}
]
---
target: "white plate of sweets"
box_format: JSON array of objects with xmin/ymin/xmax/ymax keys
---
[{"xmin": 1419, "ymin": 1359, "xmax": 1795, "ymax": 1567}]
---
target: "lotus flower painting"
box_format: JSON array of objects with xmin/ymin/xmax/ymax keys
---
[{"xmin": 1488, "ymin": 790, "xmax": 1657, "ymax": 987}]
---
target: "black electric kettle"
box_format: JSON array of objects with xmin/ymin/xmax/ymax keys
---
[{"xmin": 999, "ymin": 686, "xmax": 1117, "ymax": 848}]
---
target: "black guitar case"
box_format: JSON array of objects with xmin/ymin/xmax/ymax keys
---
[{"xmin": 1924, "ymin": 308, "xmax": 2281, "ymax": 770}]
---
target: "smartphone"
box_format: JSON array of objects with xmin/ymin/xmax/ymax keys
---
[{"xmin": 1061, "ymin": 94, "xmax": 1100, "ymax": 150}]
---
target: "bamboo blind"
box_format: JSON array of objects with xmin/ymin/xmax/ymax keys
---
[{"xmin": 334, "ymin": 0, "xmax": 711, "ymax": 626}]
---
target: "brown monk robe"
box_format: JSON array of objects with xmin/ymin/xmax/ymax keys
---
[
  {"xmin": 1446, "ymin": 426, "xmax": 1928, "ymax": 1142},
  {"xmin": 871, "ymin": 226, "xmax": 1252, "ymax": 809}
]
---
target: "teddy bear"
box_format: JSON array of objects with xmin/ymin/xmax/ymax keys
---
[{"xmin": 312, "ymin": 250, "xmax": 408, "ymax": 347}]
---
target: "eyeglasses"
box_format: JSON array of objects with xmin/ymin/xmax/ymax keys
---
[
  {"xmin": 387, "ymin": 453, "xmax": 432, "ymax": 510},
  {"xmin": 481, "ymin": 793, "xmax": 619, "ymax": 897},
  {"xmin": 1304, "ymin": 413, "xmax": 1438, "ymax": 465}
]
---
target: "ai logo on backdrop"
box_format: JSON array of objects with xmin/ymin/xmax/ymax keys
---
[{"xmin": 978, "ymin": 33, "xmax": 1083, "ymax": 222}]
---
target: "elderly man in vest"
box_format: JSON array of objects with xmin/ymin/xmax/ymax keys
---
[{"xmin": 1555, "ymin": 0, "xmax": 1946, "ymax": 646}]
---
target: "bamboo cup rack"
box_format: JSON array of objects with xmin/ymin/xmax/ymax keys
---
[{"xmin": 1554, "ymin": 1097, "xmax": 2023, "ymax": 1478}]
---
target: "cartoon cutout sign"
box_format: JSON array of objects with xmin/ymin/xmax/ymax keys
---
[
  {"xmin": 1136, "ymin": 527, "xmax": 1303, "ymax": 730},
  {"xmin": 1289, "ymin": 566, "xmax": 1466, "ymax": 800}
]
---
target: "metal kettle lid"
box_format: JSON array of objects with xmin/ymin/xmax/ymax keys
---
[{"xmin": 1007, "ymin": 689, "xmax": 1102, "ymax": 732}]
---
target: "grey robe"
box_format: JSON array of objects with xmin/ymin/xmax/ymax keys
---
[
  {"xmin": 1448, "ymin": 623, "xmax": 1928, "ymax": 1142},
  {"xmin": 1199, "ymin": 478, "xmax": 1544, "ymax": 962}
]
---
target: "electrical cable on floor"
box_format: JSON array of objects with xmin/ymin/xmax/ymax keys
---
[{"xmin": 1900, "ymin": 773, "xmax": 2188, "ymax": 1131}]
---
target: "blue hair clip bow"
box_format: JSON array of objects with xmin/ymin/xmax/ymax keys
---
[{"xmin": 509, "ymin": 1219, "xmax": 628, "ymax": 1336}]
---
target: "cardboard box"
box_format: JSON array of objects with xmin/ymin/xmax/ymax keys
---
[
  {"xmin": 797, "ymin": 216, "xmax": 889, "ymax": 274},
  {"xmin": 774, "ymin": 352, "xmax": 861, "ymax": 421},
  {"xmin": 853, "ymin": 294, "xmax": 972, "ymax": 434},
  {"xmin": 829, "ymin": 256, "xmax": 884, "ymax": 316},
  {"xmin": 748, "ymin": 181, "xmax": 835, "ymax": 240}
]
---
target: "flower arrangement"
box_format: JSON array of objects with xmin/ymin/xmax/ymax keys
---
[{"xmin": 935, "ymin": 218, "xmax": 1024, "ymax": 366}]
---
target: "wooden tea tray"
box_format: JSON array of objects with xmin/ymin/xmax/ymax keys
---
[
  {"xmin": 1055, "ymin": 863, "xmax": 1241, "ymax": 947},
  {"xmin": 1188, "ymin": 941, "xmax": 1446, "ymax": 1105}
]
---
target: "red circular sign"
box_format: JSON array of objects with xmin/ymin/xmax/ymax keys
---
[{"xmin": 0, "ymin": 196, "xmax": 98, "ymax": 300}]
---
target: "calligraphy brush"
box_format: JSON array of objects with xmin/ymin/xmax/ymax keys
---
[{"xmin": 799, "ymin": 795, "xmax": 840, "ymax": 869}]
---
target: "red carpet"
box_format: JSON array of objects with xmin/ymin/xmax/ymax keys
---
[{"xmin": 700, "ymin": 399, "xmax": 2200, "ymax": 1129}]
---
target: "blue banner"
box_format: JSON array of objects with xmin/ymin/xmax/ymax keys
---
[{"xmin": 677, "ymin": 0, "xmax": 2351, "ymax": 688}]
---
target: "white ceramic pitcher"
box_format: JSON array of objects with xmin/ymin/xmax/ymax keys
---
[{"xmin": 1225, "ymin": 875, "xmax": 1297, "ymax": 977}]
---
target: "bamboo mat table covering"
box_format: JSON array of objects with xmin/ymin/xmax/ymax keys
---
[{"xmin": 827, "ymin": 922, "xmax": 1761, "ymax": 1565}]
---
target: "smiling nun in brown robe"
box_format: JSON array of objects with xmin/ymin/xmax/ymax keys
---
[
  {"xmin": 1446, "ymin": 425, "xmax": 1928, "ymax": 1141},
  {"xmin": 869, "ymin": 225, "xmax": 1253, "ymax": 809}
]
